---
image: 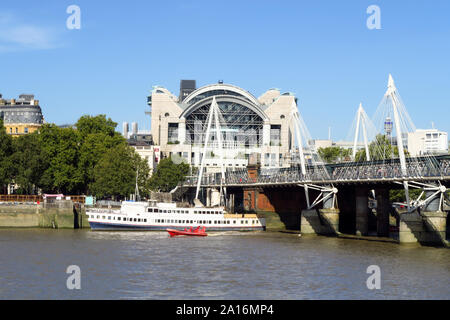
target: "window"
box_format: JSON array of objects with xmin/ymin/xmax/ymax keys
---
[
  {"xmin": 118, "ymin": 217, "xmax": 121, "ymax": 221},
  {"xmin": 24, "ymin": 127, "xmax": 29, "ymax": 134},
  {"xmin": 148, "ymin": 208, "xmax": 153, "ymax": 212},
  {"xmin": 270, "ymin": 125, "xmax": 281, "ymax": 146},
  {"xmin": 168, "ymin": 123, "xmax": 179, "ymax": 143}
]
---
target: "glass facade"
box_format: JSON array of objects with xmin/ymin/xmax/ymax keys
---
[{"xmin": 185, "ymin": 101, "xmax": 264, "ymax": 148}]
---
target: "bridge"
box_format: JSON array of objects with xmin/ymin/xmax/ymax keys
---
[{"xmin": 178, "ymin": 75, "xmax": 449, "ymax": 247}]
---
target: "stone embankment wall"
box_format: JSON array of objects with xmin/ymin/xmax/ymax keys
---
[{"xmin": 0, "ymin": 200, "xmax": 89, "ymax": 229}]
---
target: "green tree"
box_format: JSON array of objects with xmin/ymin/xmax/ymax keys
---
[
  {"xmin": 390, "ymin": 188, "xmax": 424, "ymax": 203},
  {"xmin": 318, "ymin": 147, "xmax": 352, "ymax": 164},
  {"xmin": 90, "ymin": 144, "xmax": 150, "ymax": 200},
  {"xmin": 75, "ymin": 115, "xmax": 126, "ymax": 194},
  {"xmin": 39, "ymin": 124, "xmax": 84, "ymax": 194},
  {"xmin": 149, "ymin": 157, "xmax": 190, "ymax": 192},
  {"xmin": 355, "ymin": 134, "xmax": 409, "ymax": 162},
  {"xmin": 10, "ymin": 132, "xmax": 47, "ymax": 194},
  {"xmin": 0, "ymin": 120, "xmax": 13, "ymax": 193},
  {"xmin": 76, "ymin": 114, "xmax": 117, "ymax": 138}
]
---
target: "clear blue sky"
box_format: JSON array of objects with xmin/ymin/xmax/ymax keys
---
[{"xmin": 1, "ymin": 0, "xmax": 449, "ymax": 140}]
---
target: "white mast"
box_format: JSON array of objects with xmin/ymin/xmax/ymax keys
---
[
  {"xmin": 385, "ymin": 74, "xmax": 410, "ymax": 209},
  {"xmin": 194, "ymin": 97, "xmax": 226, "ymax": 205},
  {"xmin": 352, "ymin": 103, "xmax": 371, "ymax": 161},
  {"xmin": 291, "ymin": 101, "xmax": 310, "ymax": 208},
  {"xmin": 195, "ymin": 97, "xmax": 216, "ymax": 200},
  {"xmin": 352, "ymin": 103, "xmax": 362, "ymax": 159},
  {"xmin": 212, "ymin": 100, "xmax": 226, "ymax": 205}
]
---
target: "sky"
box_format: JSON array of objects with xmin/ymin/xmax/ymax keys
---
[{"xmin": 1, "ymin": 0, "xmax": 449, "ymax": 141}]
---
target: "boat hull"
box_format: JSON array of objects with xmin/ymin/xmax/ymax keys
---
[
  {"xmin": 88, "ymin": 221, "xmax": 265, "ymax": 232},
  {"xmin": 166, "ymin": 228, "xmax": 207, "ymax": 237}
]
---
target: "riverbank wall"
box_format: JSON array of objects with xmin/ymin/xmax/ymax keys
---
[{"xmin": 0, "ymin": 201, "xmax": 89, "ymax": 229}]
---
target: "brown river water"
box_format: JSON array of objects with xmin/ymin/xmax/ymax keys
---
[{"xmin": 0, "ymin": 229, "xmax": 448, "ymax": 299}]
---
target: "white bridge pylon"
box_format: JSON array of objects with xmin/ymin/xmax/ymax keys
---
[
  {"xmin": 195, "ymin": 97, "xmax": 226, "ymax": 205},
  {"xmin": 289, "ymin": 100, "xmax": 337, "ymax": 210},
  {"xmin": 352, "ymin": 103, "xmax": 372, "ymax": 161}
]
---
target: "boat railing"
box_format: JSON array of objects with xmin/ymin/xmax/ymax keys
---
[{"xmin": 87, "ymin": 208, "xmax": 121, "ymax": 214}]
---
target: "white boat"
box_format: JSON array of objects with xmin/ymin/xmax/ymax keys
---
[{"xmin": 87, "ymin": 201, "xmax": 265, "ymax": 231}]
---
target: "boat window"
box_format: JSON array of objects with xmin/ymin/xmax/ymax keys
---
[
  {"xmin": 209, "ymin": 221, "xmax": 212, "ymax": 224},
  {"xmin": 102, "ymin": 216, "xmax": 105, "ymax": 219},
  {"xmin": 118, "ymin": 217, "xmax": 121, "ymax": 221},
  {"xmin": 133, "ymin": 218, "xmax": 137, "ymax": 222},
  {"xmin": 168, "ymin": 210, "xmax": 171, "ymax": 213},
  {"xmin": 194, "ymin": 211, "xmax": 197, "ymax": 214},
  {"xmin": 245, "ymin": 220, "xmax": 248, "ymax": 224},
  {"xmin": 154, "ymin": 209, "xmax": 159, "ymax": 213},
  {"xmin": 148, "ymin": 208, "xmax": 153, "ymax": 212},
  {"xmin": 108, "ymin": 216, "xmax": 111, "ymax": 220},
  {"xmin": 138, "ymin": 219, "xmax": 141, "ymax": 222},
  {"xmin": 163, "ymin": 210, "xmax": 167, "ymax": 213},
  {"xmin": 96, "ymin": 215, "xmax": 99, "ymax": 219},
  {"xmin": 144, "ymin": 219, "xmax": 147, "ymax": 222}
]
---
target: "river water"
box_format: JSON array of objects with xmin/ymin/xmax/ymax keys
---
[{"xmin": 0, "ymin": 229, "xmax": 448, "ymax": 300}]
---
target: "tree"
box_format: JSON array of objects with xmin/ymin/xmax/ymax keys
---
[
  {"xmin": 90, "ymin": 144, "xmax": 150, "ymax": 200},
  {"xmin": 149, "ymin": 158, "xmax": 190, "ymax": 192},
  {"xmin": 355, "ymin": 134, "xmax": 409, "ymax": 162},
  {"xmin": 39, "ymin": 124, "xmax": 84, "ymax": 194},
  {"xmin": 75, "ymin": 115, "xmax": 126, "ymax": 194},
  {"xmin": 0, "ymin": 120, "xmax": 13, "ymax": 193},
  {"xmin": 10, "ymin": 132, "xmax": 46, "ymax": 194},
  {"xmin": 318, "ymin": 147, "xmax": 352, "ymax": 164},
  {"xmin": 390, "ymin": 188, "xmax": 424, "ymax": 203},
  {"xmin": 75, "ymin": 114, "xmax": 117, "ymax": 138}
]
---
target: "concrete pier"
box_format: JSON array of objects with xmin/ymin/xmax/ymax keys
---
[
  {"xmin": 355, "ymin": 188, "xmax": 370, "ymax": 236},
  {"xmin": 0, "ymin": 201, "xmax": 89, "ymax": 229},
  {"xmin": 301, "ymin": 208, "xmax": 340, "ymax": 235},
  {"xmin": 376, "ymin": 188, "xmax": 390, "ymax": 237},
  {"xmin": 400, "ymin": 210, "xmax": 448, "ymax": 246}
]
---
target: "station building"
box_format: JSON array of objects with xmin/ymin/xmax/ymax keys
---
[
  {"xmin": 146, "ymin": 80, "xmax": 299, "ymax": 171},
  {"xmin": 0, "ymin": 94, "xmax": 45, "ymax": 136}
]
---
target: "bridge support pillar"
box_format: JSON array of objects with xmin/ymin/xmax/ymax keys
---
[
  {"xmin": 400, "ymin": 211, "xmax": 448, "ymax": 246},
  {"xmin": 355, "ymin": 188, "xmax": 370, "ymax": 236},
  {"xmin": 301, "ymin": 208, "xmax": 340, "ymax": 236},
  {"xmin": 376, "ymin": 188, "xmax": 390, "ymax": 237}
]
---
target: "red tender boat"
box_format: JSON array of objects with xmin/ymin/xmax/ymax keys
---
[{"xmin": 166, "ymin": 226, "xmax": 207, "ymax": 237}]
